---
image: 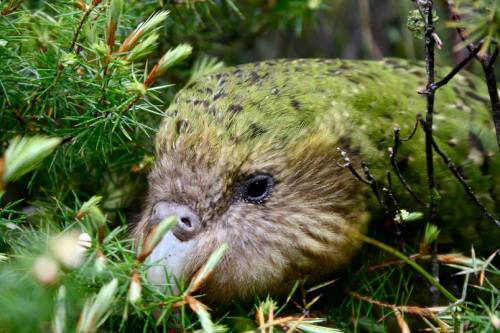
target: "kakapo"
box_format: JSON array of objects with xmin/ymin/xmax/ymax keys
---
[{"xmin": 135, "ymin": 58, "xmax": 499, "ymax": 302}]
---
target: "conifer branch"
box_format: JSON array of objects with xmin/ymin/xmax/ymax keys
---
[{"xmin": 70, "ymin": 0, "xmax": 103, "ymax": 53}]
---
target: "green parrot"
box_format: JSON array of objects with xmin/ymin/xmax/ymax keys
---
[{"xmin": 136, "ymin": 58, "xmax": 499, "ymax": 302}]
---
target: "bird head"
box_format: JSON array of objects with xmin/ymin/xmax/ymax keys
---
[{"xmin": 135, "ymin": 60, "xmax": 370, "ymax": 302}]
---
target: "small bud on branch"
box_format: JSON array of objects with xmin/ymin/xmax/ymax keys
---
[
  {"xmin": 144, "ymin": 44, "xmax": 193, "ymax": 87},
  {"xmin": 118, "ymin": 11, "xmax": 169, "ymax": 54},
  {"xmin": 106, "ymin": 0, "xmax": 123, "ymax": 50}
]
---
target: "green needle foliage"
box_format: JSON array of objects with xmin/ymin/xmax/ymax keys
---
[
  {"xmin": 0, "ymin": 0, "xmax": 499, "ymax": 332},
  {"xmin": 447, "ymin": 0, "xmax": 500, "ymax": 56},
  {"xmin": 2, "ymin": 136, "xmax": 61, "ymax": 189},
  {"xmin": 0, "ymin": 1, "xmax": 182, "ymax": 209}
]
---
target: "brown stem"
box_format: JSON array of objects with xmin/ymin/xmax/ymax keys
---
[
  {"xmin": 122, "ymin": 95, "xmax": 143, "ymax": 115},
  {"xmin": 348, "ymin": 290, "xmax": 446, "ymax": 318},
  {"xmin": 1, "ymin": 0, "xmax": 24, "ymax": 16},
  {"xmin": 69, "ymin": 5, "xmax": 95, "ymax": 52},
  {"xmin": 99, "ymin": 52, "xmax": 112, "ymax": 104}
]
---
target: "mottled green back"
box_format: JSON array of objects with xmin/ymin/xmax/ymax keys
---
[{"xmin": 159, "ymin": 58, "xmax": 499, "ymax": 247}]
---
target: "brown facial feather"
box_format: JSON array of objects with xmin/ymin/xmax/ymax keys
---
[{"xmin": 135, "ymin": 116, "xmax": 370, "ymax": 302}]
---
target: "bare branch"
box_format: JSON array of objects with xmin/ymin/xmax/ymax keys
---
[
  {"xmin": 336, "ymin": 148, "xmax": 371, "ymax": 185},
  {"xmin": 400, "ymin": 116, "xmax": 420, "ymax": 141},
  {"xmin": 384, "ymin": 171, "xmax": 401, "ymax": 215},
  {"xmin": 348, "ymin": 290, "xmax": 447, "ymax": 318},
  {"xmin": 70, "ymin": 10, "xmax": 93, "ymax": 52},
  {"xmin": 414, "ymin": 0, "xmax": 440, "ymax": 304},
  {"xmin": 418, "ymin": 118, "xmax": 500, "ymax": 228},
  {"xmin": 430, "ymin": 44, "xmax": 482, "ymax": 91},
  {"xmin": 390, "ymin": 126, "xmax": 426, "ymax": 206},
  {"xmin": 336, "ymin": 148, "xmax": 389, "ymax": 214}
]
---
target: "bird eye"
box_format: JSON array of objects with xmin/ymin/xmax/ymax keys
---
[{"xmin": 236, "ymin": 174, "xmax": 274, "ymax": 204}]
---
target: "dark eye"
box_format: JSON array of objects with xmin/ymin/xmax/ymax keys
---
[{"xmin": 236, "ymin": 174, "xmax": 274, "ymax": 204}]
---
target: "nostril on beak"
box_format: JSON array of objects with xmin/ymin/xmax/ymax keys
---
[
  {"xmin": 152, "ymin": 201, "xmax": 201, "ymax": 241},
  {"xmin": 180, "ymin": 216, "xmax": 192, "ymax": 228}
]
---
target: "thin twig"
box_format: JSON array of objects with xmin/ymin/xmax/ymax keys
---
[
  {"xmin": 418, "ymin": 118, "xmax": 500, "ymax": 227},
  {"xmin": 69, "ymin": 4, "xmax": 96, "ymax": 52},
  {"xmin": 122, "ymin": 95, "xmax": 142, "ymax": 114},
  {"xmin": 348, "ymin": 290, "xmax": 447, "ymax": 318},
  {"xmin": 400, "ymin": 116, "xmax": 420, "ymax": 141},
  {"xmin": 384, "ymin": 172, "xmax": 401, "ymax": 215},
  {"xmin": 1, "ymin": 0, "xmax": 24, "ymax": 16},
  {"xmin": 430, "ymin": 43, "xmax": 482, "ymax": 91},
  {"xmin": 383, "ymin": 171, "xmax": 408, "ymax": 251},
  {"xmin": 390, "ymin": 126, "xmax": 426, "ymax": 206},
  {"xmin": 336, "ymin": 148, "xmax": 371, "ymax": 185},
  {"xmin": 367, "ymin": 252, "xmax": 469, "ymax": 271},
  {"xmin": 361, "ymin": 161, "xmax": 390, "ymax": 214},
  {"xmin": 336, "ymin": 148, "xmax": 389, "ymax": 214}
]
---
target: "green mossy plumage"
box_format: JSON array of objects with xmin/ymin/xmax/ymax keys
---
[{"xmin": 158, "ymin": 58, "xmax": 499, "ymax": 249}]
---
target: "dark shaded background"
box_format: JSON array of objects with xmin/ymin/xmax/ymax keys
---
[{"xmin": 163, "ymin": 0, "xmax": 482, "ymax": 72}]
